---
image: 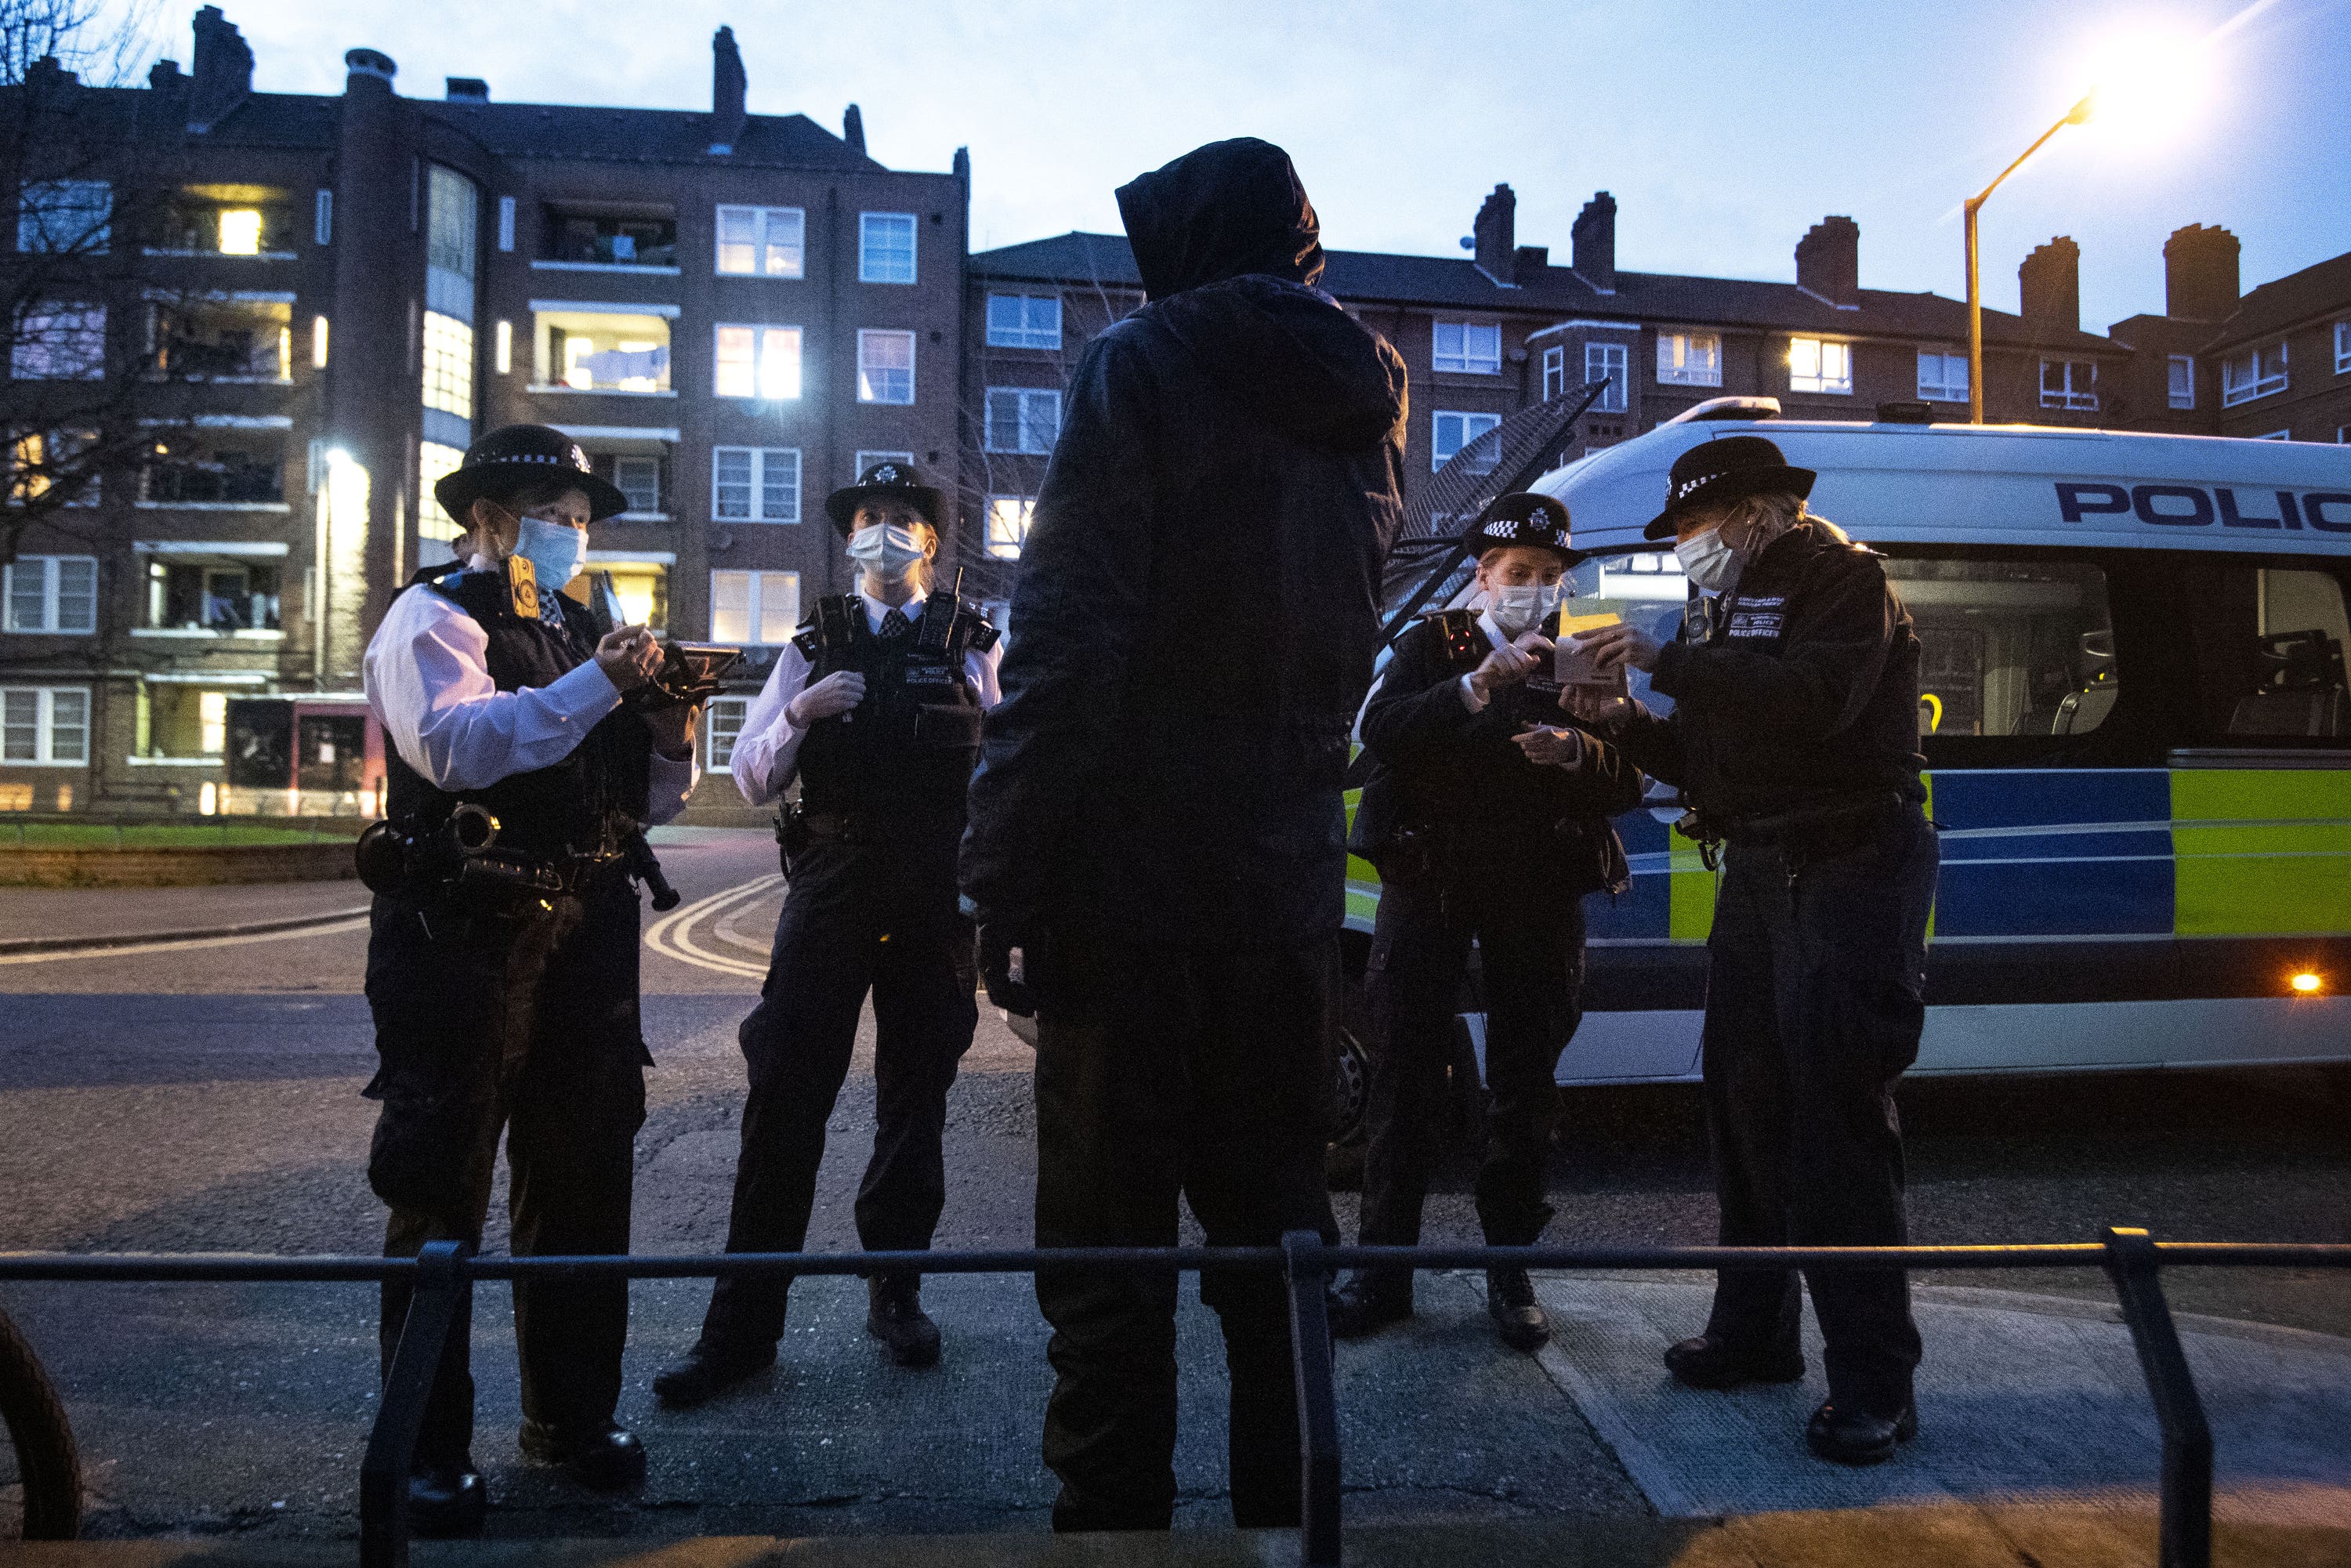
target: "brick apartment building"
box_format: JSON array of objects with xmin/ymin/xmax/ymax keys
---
[
  {"xmin": 2, "ymin": 7, "xmax": 966, "ymax": 814},
  {"xmin": 960, "ymin": 183, "xmax": 2129, "ymax": 603}
]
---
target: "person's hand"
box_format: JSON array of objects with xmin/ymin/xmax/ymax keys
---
[
  {"xmin": 1512, "ymin": 723, "xmax": 1586, "ymax": 769},
  {"xmin": 786, "ymin": 671, "xmax": 867, "ymax": 726},
  {"xmin": 1574, "ymin": 621, "xmax": 1664, "ymax": 675},
  {"xmin": 644, "ymin": 701, "xmax": 698, "ymax": 760},
  {"xmin": 976, "ymin": 923, "xmax": 1035, "ymax": 1017},
  {"xmin": 1469, "ymin": 632, "xmax": 1553, "ymax": 702},
  {"xmin": 595, "ymin": 625, "xmax": 661, "ymax": 692},
  {"xmin": 1561, "ymin": 686, "xmax": 1635, "ymax": 727}
]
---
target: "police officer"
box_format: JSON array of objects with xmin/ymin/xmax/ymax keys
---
[
  {"xmin": 1572, "ymin": 435, "xmax": 1940, "ymax": 1465},
  {"xmin": 1332, "ymin": 494, "xmax": 1643, "ymax": 1351},
  {"xmin": 654, "ymin": 461, "xmax": 1000, "ymax": 1407},
  {"xmin": 360, "ymin": 425, "xmax": 701, "ymax": 1534}
]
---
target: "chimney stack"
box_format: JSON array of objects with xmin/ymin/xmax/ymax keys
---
[
  {"xmin": 2019, "ymin": 236, "xmax": 2081, "ymax": 336},
  {"xmin": 1472, "ymin": 183, "xmax": 1516, "ymax": 285},
  {"xmin": 708, "ymin": 27, "xmax": 746, "ymax": 153},
  {"xmin": 444, "ymin": 77, "xmax": 487, "ymax": 103},
  {"xmin": 1795, "ymin": 216, "xmax": 1860, "ymax": 307},
  {"xmin": 2163, "ymin": 223, "xmax": 2241, "ymax": 321},
  {"xmin": 842, "ymin": 103, "xmax": 865, "ymax": 154},
  {"xmin": 1571, "ymin": 191, "xmax": 1617, "ymax": 294},
  {"xmin": 187, "ymin": 5, "xmax": 253, "ymax": 133}
]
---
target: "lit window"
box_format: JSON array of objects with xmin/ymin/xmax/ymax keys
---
[
  {"xmin": 857, "ymin": 329, "xmax": 915, "ymax": 404},
  {"xmin": 1, "ymin": 686, "xmax": 90, "ymax": 764},
  {"xmin": 9, "ymin": 429, "xmax": 96, "ymax": 509},
  {"xmin": 1431, "ymin": 410, "xmax": 1502, "ymax": 472},
  {"xmin": 705, "ymin": 695, "xmax": 749, "ymax": 768},
  {"xmin": 2222, "ymin": 343, "xmax": 2288, "ymax": 407},
  {"xmin": 859, "ymin": 212, "xmax": 917, "ymax": 284},
  {"xmin": 313, "ymin": 314, "xmax": 330, "ymax": 368},
  {"xmin": 2, "ymin": 556, "xmax": 99, "ymax": 634},
  {"xmin": 708, "ymin": 569, "xmax": 800, "ymax": 645},
  {"xmin": 987, "ymin": 294, "xmax": 1061, "ymax": 349},
  {"xmin": 534, "ymin": 309, "xmax": 672, "ymax": 393},
  {"xmin": 16, "ymin": 179, "xmax": 110, "ymax": 254},
  {"xmin": 421, "ymin": 311, "xmax": 474, "ymax": 421},
  {"xmin": 1541, "ymin": 346, "xmax": 1565, "ymax": 400},
  {"xmin": 596, "ymin": 561, "xmax": 668, "ymax": 630},
  {"xmin": 713, "ymin": 324, "xmax": 802, "ymax": 399},
  {"xmin": 1657, "ymin": 332, "xmax": 1723, "ymax": 387},
  {"xmin": 418, "ymin": 440, "xmax": 465, "ymax": 534},
  {"xmin": 1586, "ymin": 342, "xmax": 1628, "ymax": 411},
  {"xmin": 1918, "ymin": 350, "xmax": 1969, "ymax": 403},
  {"xmin": 11, "ymin": 304, "xmax": 106, "ymax": 380},
  {"xmin": 715, "ymin": 205, "xmax": 805, "ymax": 277},
  {"xmin": 2168, "ymin": 355, "xmax": 2195, "ymax": 410},
  {"xmin": 1789, "ymin": 337, "xmax": 1852, "ymax": 395},
  {"xmin": 493, "ymin": 319, "xmax": 510, "ymax": 375},
  {"xmin": 217, "ymin": 208, "xmax": 263, "ymax": 255},
  {"xmin": 711, "ymin": 447, "xmax": 800, "ymax": 523},
  {"xmin": 1433, "ymin": 320, "xmax": 1502, "ymax": 374},
  {"xmin": 986, "ymin": 494, "xmax": 1034, "ymax": 559},
  {"xmin": 613, "ymin": 456, "xmax": 661, "ymax": 515},
  {"xmin": 2040, "ymin": 359, "xmax": 2098, "ymax": 411},
  {"xmin": 198, "ymin": 690, "xmax": 228, "ymax": 755},
  {"xmin": 983, "ymin": 387, "xmax": 1060, "ymax": 454}
]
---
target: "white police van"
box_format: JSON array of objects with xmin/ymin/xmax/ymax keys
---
[{"xmin": 1342, "ymin": 402, "xmax": 2351, "ymax": 1088}]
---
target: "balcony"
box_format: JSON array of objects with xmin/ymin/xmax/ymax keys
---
[
  {"xmin": 534, "ymin": 205, "xmax": 679, "ymax": 274},
  {"xmin": 529, "ymin": 305, "xmax": 676, "ymax": 397},
  {"xmin": 137, "ymin": 429, "xmax": 288, "ymax": 512},
  {"xmin": 145, "ymin": 185, "xmax": 298, "ymax": 261},
  {"xmin": 147, "ymin": 293, "xmax": 294, "ymax": 383},
  {"xmin": 134, "ymin": 544, "xmax": 284, "ymax": 639}
]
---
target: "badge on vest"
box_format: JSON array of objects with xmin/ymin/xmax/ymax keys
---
[{"xmin": 505, "ymin": 554, "xmax": 540, "ymax": 620}]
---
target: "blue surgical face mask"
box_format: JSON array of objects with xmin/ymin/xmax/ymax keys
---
[{"xmin": 512, "ymin": 513, "xmax": 588, "ymax": 588}]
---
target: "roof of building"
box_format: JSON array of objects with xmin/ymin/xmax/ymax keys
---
[
  {"xmin": 2201, "ymin": 249, "xmax": 2351, "ymax": 352},
  {"xmin": 974, "ymin": 230, "xmax": 2117, "ymax": 353}
]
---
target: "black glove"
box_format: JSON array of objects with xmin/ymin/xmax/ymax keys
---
[{"xmin": 976, "ymin": 922, "xmax": 1036, "ymax": 1018}]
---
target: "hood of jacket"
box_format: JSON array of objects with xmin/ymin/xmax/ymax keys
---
[{"xmin": 1116, "ymin": 136, "xmax": 1325, "ymax": 300}]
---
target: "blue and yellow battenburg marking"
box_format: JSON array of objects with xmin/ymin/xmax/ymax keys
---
[{"xmin": 1344, "ymin": 768, "xmax": 2351, "ymax": 943}]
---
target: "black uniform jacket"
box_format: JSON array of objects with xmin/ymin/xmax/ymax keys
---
[
  {"xmin": 961, "ymin": 140, "xmax": 1410, "ymax": 944},
  {"xmin": 1613, "ymin": 521, "xmax": 1925, "ymax": 823},
  {"xmin": 1351, "ymin": 611, "xmax": 1643, "ymax": 895}
]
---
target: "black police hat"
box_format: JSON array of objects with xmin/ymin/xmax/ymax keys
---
[
  {"xmin": 1462, "ymin": 492, "xmax": 1574, "ymax": 559},
  {"xmin": 1643, "ymin": 434, "xmax": 1816, "ymax": 541},
  {"xmin": 825, "ymin": 459, "xmax": 945, "ymax": 538},
  {"xmin": 433, "ymin": 424, "xmax": 630, "ymax": 523}
]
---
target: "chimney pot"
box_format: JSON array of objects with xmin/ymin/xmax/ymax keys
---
[
  {"xmin": 342, "ymin": 48, "xmax": 396, "ymax": 83},
  {"xmin": 2019, "ymin": 235, "xmax": 2082, "ymax": 336},
  {"xmin": 1572, "ymin": 192, "xmax": 1617, "ymax": 294},
  {"xmin": 708, "ymin": 26, "xmax": 746, "ymax": 154},
  {"xmin": 1795, "ymin": 216, "xmax": 1860, "ymax": 306},
  {"xmin": 1472, "ymin": 183, "xmax": 1516, "ymax": 286},
  {"xmin": 2162, "ymin": 223, "xmax": 2241, "ymax": 321}
]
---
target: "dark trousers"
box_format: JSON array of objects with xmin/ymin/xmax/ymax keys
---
[
  {"xmin": 701, "ymin": 834, "xmax": 977, "ymax": 1349},
  {"xmin": 1700, "ymin": 805, "xmax": 1939, "ymax": 1414},
  {"xmin": 364, "ymin": 875, "xmax": 650, "ymax": 1464},
  {"xmin": 1357, "ymin": 877, "xmax": 1586, "ymax": 1287},
  {"xmin": 1032, "ymin": 932, "xmax": 1341, "ymax": 1533}
]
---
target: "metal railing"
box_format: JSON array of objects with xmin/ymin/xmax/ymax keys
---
[{"xmin": 2, "ymin": 1229, "xmax": 2345, "ymax": 1568}]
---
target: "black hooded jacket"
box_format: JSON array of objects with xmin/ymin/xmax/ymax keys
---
[{"xmin": 961, "ymin": 138, "xmax": 1409, "ymax": 943}]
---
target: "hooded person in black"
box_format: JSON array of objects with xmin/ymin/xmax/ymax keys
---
[{"xmin": 961, "ymin": 137, "xmax": 1407, "ymax": 1532}]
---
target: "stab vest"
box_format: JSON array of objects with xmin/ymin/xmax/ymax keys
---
[
  {"xmin": 791, "ymin": 590, "xmax": 997, "ymax": 823},
  {"xmin": 382, "ymin": 563, "xmax": 651, "ymax": 860}
]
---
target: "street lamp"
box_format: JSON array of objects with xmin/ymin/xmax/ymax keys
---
[{"xmin": 1965, "ymin": 92, "xmax": 2094, "ymax": 425}]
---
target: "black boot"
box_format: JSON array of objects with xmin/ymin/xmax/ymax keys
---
[
  {"xmin": 1485, "ymin": 1267, "xmax": 1549, "ymax": 1352},
  {"xmin": 1664, "ymin": 1334, "xmax": 1806, "ymax": 1390},
  {"xmin": 1328, "ymin": 1269, "xmax": 1413, "ymax": 1340},
  {"xmin": 406, "ymin": 1458, "xmax": 486, "ymax": 1537},
  {"xmin": 1805, "ymin": 1399, "xmax": 1918, "ymax": 1465},
  {"xmin": 652, "ymin": 1338, "xmax": 776, "ymax": 1409},
  {"xmin": 867, "ymin": 1274, "xmax": 942, "ymax": 1368},
  {"xmin": 517, "ymin": 1420, "xmax": 647, "ymax": 1491}
]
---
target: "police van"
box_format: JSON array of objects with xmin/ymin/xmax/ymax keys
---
[{"xmin": 1342, "ymin": 403, "xmax": 2351, "ymax": 1093}]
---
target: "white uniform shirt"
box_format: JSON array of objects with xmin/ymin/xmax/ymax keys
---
[
  {"xmin": 730, "ymin": 588, "xmax": 1004, "ymax": 808},
  {"xmin": 362, "ymin": 564, "xmax": 698, "ymax": 825}
]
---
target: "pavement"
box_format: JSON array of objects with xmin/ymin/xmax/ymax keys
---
[
  {"xmin": 0, "ymin": 882, "xmax": 368, "ymax": 952},
  {"xmin": 3, "ymin": 835, "xmax": 2347, "ymax": 1563}
]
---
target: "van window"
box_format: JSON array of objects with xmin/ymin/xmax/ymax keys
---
[
  {"xmin": 1885, "ymin": 559, "xmax": 2116, "ymax": 738},
  {"xmin": 2188, "ymin": 566, "xmax": 2349, "ymax": 740}
]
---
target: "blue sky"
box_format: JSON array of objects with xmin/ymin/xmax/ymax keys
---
[{"xmin": 103, "ymin": 0, "xmax": 2350, "ymax": 331}]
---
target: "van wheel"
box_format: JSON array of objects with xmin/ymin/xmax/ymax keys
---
[{"xmin": 1327, "ymin": 973, "xmax": 1373, "ymax": 1190}]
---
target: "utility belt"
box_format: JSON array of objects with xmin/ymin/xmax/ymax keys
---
[
  {"xmin": 1675, "ymin": 789, "xmax": 1918, "ymax": 872},
  {"xmin": 774, "ymin": 801, "xmax": 965, "ymax": 870},
  {"xmin": 357, "ymin": 804, "xmax": 635, "ymax": 911},
  {"xmin": 1375, "ymin": 813, "xmax": 1613, "ymax": 889}
]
